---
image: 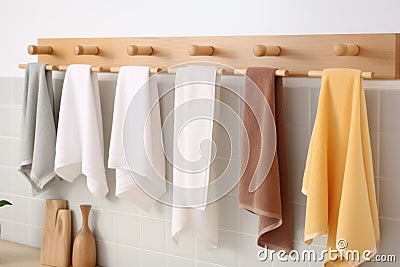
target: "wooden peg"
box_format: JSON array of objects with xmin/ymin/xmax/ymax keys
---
[
  {"xmin": 91, "ymin": 66, "xmax": 108, "ymax": 72},
  {"xmin": 58, "ymin": 65, "xmax": 107, "ymax": 72},
  {"xmin": 253, "ymin": 45, "xmax": 281, "ymax": 57},
  {"xmin": 188, "ymin": 45, "xmax": 214, "ymax": 56},
  {"xmin": 127, "ymin": 45, "xmax": 153, "ymax": 56},
  {"xmin": 168, "ymin": 67, "xmax": 289, "ymax": 77},
  {"xmin": 361, "ymin": 72, "xmax": 374, "ymax": 79},
  {"xmin": 73, "ymin": 45, "xmax": 99, "ymax": 55},
  {"xmin": 308, "ymin": 70, "xmax": 374, "ymax": 79},
  {"xmin": 334, "ymin": 44, "xmax": 360, "ymax": 56},
  {"xmin": 46, "ymin": 64, "xmax": 58, "ymax": 70},
  {"xmin": 27, "ymin": 45, "xmax": 53, "ymax": 55},
  {"xmin": 109, "ymin": 67, "xmax": 120, "ymax": 73},
  {"xmin": 58, "ymin": 65, "xmax": 68, "ymax": 71},
  {"xmin": 307, "ymin": 70, "xmax": 323, "ymax": 77},
  {"xmin": 234, "ymin": 68, "xmax": 289, "ymax": 76},
  {"xmin": 109, "ymin": 66, "xmax": 161, "ymax": 74},
  {"xmin": 169, "ymin": 67, "xmax": 224, "ymax": 74},
  {"xmin": 275, "ymin": 69, "xmax": 289, "ymax": 76},
  {"xmin": 18, "ymin": 63, "xmax": 57, "ymax": 70}
]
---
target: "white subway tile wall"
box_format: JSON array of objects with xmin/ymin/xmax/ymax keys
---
[{"xmin": 0, "ymin": 76, "xmax": 399, "ymax": 267}]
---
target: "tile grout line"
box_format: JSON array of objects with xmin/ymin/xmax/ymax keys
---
[
  {"xmin": 137, "ymin": 246, "xmax": 227, "ymax": 267},
  {"xmin": 10, "ymin": 179, "xmax": 16, "ymax": 244},
  {"xmin": 237, "ymin": 192, "xmax": 241, "ymax": 267},
  {"xmin": 308, "ymin": 87, "xmax": 312, "ymax": 139},
  {"xmin": 377, "ymin": 90, "xmax": 381, "ymax": 213},
  {"xmin": 292, "ymin": 201, "xmax": 306, "ymax": 206},
  {"xmin": 307, "ymin": 87, "xmax": 312, "ymax": 267},
  {"xmin": 113, "ymin": 195, "xmax": 116, "ymax": 267},
  {"xmin": 165, "ymin": 205, "xmax": 168, "ymax": 267},
  {"xmin": 139, "ymin": 207, "xmax": 142, "ymax": 267},
  {"xmin": 28, "ymin": 196, "xmax": 31, "ymax": 246},
  {"xmin": 378, "ymin": 216, "xmax": 400, "ymax": 222},
  {"xmin": 372, "ymin": 89, "xmax": 383, "ymax": 257},
  {"xmin": 194, "ymin": 228, "xmax": 197, "ymax": 267}
]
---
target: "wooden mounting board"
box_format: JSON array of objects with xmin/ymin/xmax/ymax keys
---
[{"xmin": 37, "ymin": 34, "xmax": 400, "ymax": 79}]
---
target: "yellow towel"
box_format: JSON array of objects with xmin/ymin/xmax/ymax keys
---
[{"xmin": 302, "ymin": 69, "xmax": 379, "ymax": 266}]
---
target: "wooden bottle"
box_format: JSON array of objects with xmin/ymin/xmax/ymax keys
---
[{"xmin": 72, "ymin": 205, "xmax": 96, "ymax": 267}]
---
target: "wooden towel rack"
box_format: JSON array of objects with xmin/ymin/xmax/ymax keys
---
[
  {"xmin": 18, "ymin": 64, "xmax": 290, "ymax": 77},
  {"xmin": 20, "ymin": 34, "xmax": 400, "ymax": 79},
  {"xmin": 308, "ymin": 70, "xmax": 375, "ymax": 79}
]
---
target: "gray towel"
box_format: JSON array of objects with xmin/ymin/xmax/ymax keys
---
[{"xmin": 19, "ymin": 63, "xmax": 57, "ymax": 194}]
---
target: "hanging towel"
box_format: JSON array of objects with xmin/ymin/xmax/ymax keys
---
[
  {"xmin": 172, "ymin": 65, "xmax": 219, "ymax": 248},
  {"xmin": 19, "ymin": 63, "xmax": 58, "ymax": 195},
  {"xmin": 239, "ymin": 67, "xmax": 293, "ymax": 252},
  {"xmin": 302, "ymin": 69, "xmax": 379, "ymax": 266},
  {"xmin": 55, "ymin": 64, "xmax": 108, "ymax": 197},
  {"xmin": 109, "ymin": 66, "xmax": 166, "ymax": 210}
]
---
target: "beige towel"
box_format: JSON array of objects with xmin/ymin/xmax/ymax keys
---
[{"xmin": 239, "ymin": 67, "xmax": 293, "ymax": 252}]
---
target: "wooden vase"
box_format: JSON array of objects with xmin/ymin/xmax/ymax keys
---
[{"xmin": 72, "ymin": 205, "xmax": 96, "ymax": 267}]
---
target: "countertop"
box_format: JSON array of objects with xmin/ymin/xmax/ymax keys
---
[
  {"xmin": 0, "ymin": 240, "xmax": 102, "ymax": 267},
  {"xmin": 0, "ymin": 240, "xmax": 42, "ymax": 266}
]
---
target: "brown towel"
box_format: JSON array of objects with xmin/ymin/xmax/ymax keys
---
[{"xmin": 239, "ymin": 67, "xmax": 293, "ymax": 252}]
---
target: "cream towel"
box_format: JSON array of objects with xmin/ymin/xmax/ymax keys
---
[
  {"xmin": 303, "ymin": 69, "xmax": 379, "ymax": 266},
  {"xmin": 55, "ymin": 64, "xmax": 108, "ymax": 197},
  {"xmin": 172, "ymin": 65, "xmax": 219, "ymax": 248},
  {"xmin": 109, "ymin": 66, "xmax": 166, "ymax": 210}
]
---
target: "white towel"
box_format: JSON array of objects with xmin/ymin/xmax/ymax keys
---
[
  {"xmin": 172, "ymin": 65, "xmax": 219, "ymax": 248},
  {"xmin": 55, "ymin": 64, "xmax": 108, "ymax": 197},
  {"xmin": 109, "ymin": 66, "xmax": 166, "ymax": 210}
]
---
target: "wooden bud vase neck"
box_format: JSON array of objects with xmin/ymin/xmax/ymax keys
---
[{"xmin": 72, "ymin": 205, "xmax": 96, "ymax": 267}]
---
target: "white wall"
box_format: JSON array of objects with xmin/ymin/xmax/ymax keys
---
[{"xmin": 1, "ymin": 0, "xmax": 400, "ymax": 76}]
